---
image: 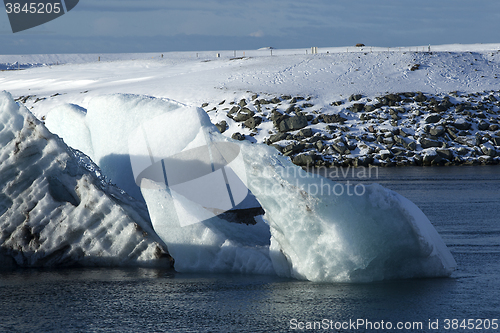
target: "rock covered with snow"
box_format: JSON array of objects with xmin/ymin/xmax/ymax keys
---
[
  {"xmin": 0, "ymin": 91, "xmax": 173, "ymax": 269},
  {"xmin": 200, "ymin": 90, "xmax": 500, "ymax": 167}
]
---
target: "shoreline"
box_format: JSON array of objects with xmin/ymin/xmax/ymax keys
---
[{"xmin": 203, "ymin": 89, "xmax": 500, "ymax": 168}]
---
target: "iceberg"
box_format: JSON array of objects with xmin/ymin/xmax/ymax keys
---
[
  {"xmin": 0, "ymin": 91, "xmax": 173, "ymax": 269},
  {"xmin": 27, "ymin": 93, "xmax": 456, "ymax": 282}
]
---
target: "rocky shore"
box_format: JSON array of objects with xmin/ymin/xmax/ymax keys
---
[{"xmin": 203, "ymin": 90, "xmax": 500, "ymax": 167}]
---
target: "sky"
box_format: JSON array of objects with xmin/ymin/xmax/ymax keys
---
[{"xmin": 1, "ymin": 0, "xmax": 500, "ymax": 54}]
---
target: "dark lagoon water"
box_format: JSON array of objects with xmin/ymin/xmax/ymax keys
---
[{"xmin": 0, "ymin": 166, "xmax": 499, "ymax": 333}]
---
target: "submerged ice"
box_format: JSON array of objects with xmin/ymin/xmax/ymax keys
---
[{"xmin": 28, "ymin": 93, "xmax": 456, "ymax": 281}]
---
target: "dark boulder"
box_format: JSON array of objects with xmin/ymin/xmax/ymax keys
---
[
  {"xmin": 215, "ymin": 120, "xmax": 228, "ymax": 133},
  {"xmin": 244, "ymin": 116, "xmax": 262, "ymax": 129},
  {"xmin": 451, "ymin": 120, "xmax": 472, "ymax": 130},
  {"xmin": 425, "ymin": 114, "xmax": 441, "ymax": 123},
  {"xmin": 321, "ymin": 114, "xmax": 347, "ymax": 123},
  {"xmin": 420, "ymin": 138, "xmax": 442, "ymax": 149},
  {"xmin": 429, "ymin": 125, "xmax": 446, "ymax": 137},
  {"xmin": 292, "ymin": 154, "xmax": 316, "ymax": 166},
  {"xmin": 279, "ymin": 116, "xmax": 308, "ymax": 132},
  {"xmin": 349, "ymin": 103, "xmax": 365, "ymax": 113},
  {"xmin": 231, "ymin": 132, "xmax": 245, "ymax": 141}
]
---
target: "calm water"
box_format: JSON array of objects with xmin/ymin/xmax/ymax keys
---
[{"xmin": 1, "ymin": 166, "xmax": 499, "ymax": 333}]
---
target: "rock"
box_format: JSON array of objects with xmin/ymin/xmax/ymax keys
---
[
  {"xmin": 292, "ymin": 154, "xmax": 316, "ymax": 166},
  {"xmin": 383, "ymin": 137, "xmax": 394, "ymax": 145},
  {"xmin": 420, "ymin": 138, "xmax": 442, "ymax": 149},
  {"xmin": 270, "ymin": 97, "xmax": 281, "ymax": 104},
  {"xmin": 330, "ymin": 101, "xmax": 344, "ymax": 106},
  {"xmin": 349, "ymin": 94, "xmax": 363, "ymax": 102},
  {"xmin": 238, "ymin": 99, "xmax": 247, "ymax": 107},
  {"xmin": 268, "ymin": 132, "xmax": 288, "ymax": 144},
  {"xmin": 285, "ymin": 105, "xmax": 295, "ymax": 113},
  {"xmin": 271, "ymin": 111, "xmax": 289, "ymax": 128},
  {"xmin": 231, "ymin": 132, "xmax": 245, "ymax": 141},
  {"xmin": 316, "ymin": 141, "xmax": 324, "ymax": 151},
  {"xmin": 432, "ymin": 104, "xmax": 447, "ymax": 112},
  {"xmin": 410, "ymin": 64, "xmax": 420, "ymax": 71},
  {"xmin": 394, "ymin": 135, "xmax": 405, "ymax": 146},
  {"xmin": 414, "ymin": 91, "xmax": 426, "ymax": 102},
  {"xmin": 270, "ymin": 144, "xmax": 283, "ymax": 153},
  {"xmin": 451, "ymin": 120, "xmax": 471, "ymax": 130},
  {"xmin": 346, "ymin": 139, "xmax": 357, "ymax": 151},
  {"xmin": 478, "ymin": 120, "xmax": 490, "ymax": 131},
  {"xmin": 322, "ymin": 114, "xmax": 347, "ymax": 123},
  {"xmin": 201, "ymin": 102, "xmax": 209, "ymax": 108},
  {"xmin": 279, "ymin": 116, "xmax": 308, "ymax": 132},
  {"xmin": 491, "ymin": 137, "xmax": 500, "ymax": 146},
  {"xmin": 455, "ymin": 135, "xmax": 479, "ymax": 147},
  {"xmin": 385, "ymin": 94, "xmax": 401, "ymax": 102},
  {"xmin": 215, "ymin": 120, "xmax": 227, "ymax": 133},
  {"xmin": 405, "ymin": 140, "xmax": 417, "ymax": 151},
  {"xmin": 456, "ymin": 147, "xmax": 469, "ymax": 155},
  {"xmin": 425, "ymin": 114, "xmax": 441, "ymax": 123},
  {"xmin": 244, "ymin": 116, "xmax": 262, "ymax": 129},
  {"xmin": 298, "ymin": 128, "xmax": 313, "ymax": 137},
  {"xmin": 429, "ymin": 125, "xmax": 446, "ymax": 136},
  {"xmin": 363, "ymin": 134, "xmax": 376, "ymax": 142},
  {"xmin": 283, "ymin": 143, "xmax": 305, "ymax": 155},
  {"xmin": 233, "ymin": 108, "xmax": 255, "ymax": 122},
  {"xmin": 391, "ymin": 147, "xmax": 406, "ymax": 156},
  {"xmin": 436, "ymin": 149, "xmax": 453, "ymax": 160},
  {"xmin": 349, "ymin": 103, "xmax": 365, "ymax": 113},
  {"xmin": 481, "ymin": 143, "xmax": 497, "ymax": 157},
  {"xmin": 446, "ymin": 127, "xmax": 458, "ymax": 140},
  {"xmin": 440, "ymin": 98, "xmax": 454, "ymax": 110},
  {"xmin": 422, "ymin": 153, "xmax": 437, "ymax": 166},
  {"xmin": 332, "ymin": 140, "xmax": 347, "ymax": 154},
  {"xmin": 364, "ymin": 104, "xmax": 377, "ymax": 112},
  {"xmin": 380, "ymin": 150, "xmax": 393, "ymax": 160},
  {"xmin": 227, "ymin": 106, "xmax": 240, "ymax": 118},
  {"xmin": 431, "ymin": 155, "xmax": 446, "ymax": 166},
  {"xmin": 489, "ymin": 124, "xmax": 499, "ymax": 131}
]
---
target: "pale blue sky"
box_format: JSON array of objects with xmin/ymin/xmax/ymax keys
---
[{"xmin": 1, "ymin": 0, "xmax": 499, "ymax": 54}]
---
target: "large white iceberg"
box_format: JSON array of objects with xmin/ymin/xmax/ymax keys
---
[
  {"xmin": 42, "ymin": 93, "xmax": 456, "ymax": 282},
  {"xmin": 0, "ymin": 91, "xmax": 173, "ymax": 269}
]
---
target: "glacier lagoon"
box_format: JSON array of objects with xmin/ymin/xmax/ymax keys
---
[
  {"xmin": 0, "ymin": 166, "xmax": 498, "ymax": 332},
  {"xmin": 1, "ymin": 90, "xmax": 498, "ymax": 331}
]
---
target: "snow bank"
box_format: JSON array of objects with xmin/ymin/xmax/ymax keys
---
[{"xmin": 0, "ymin": 91, "xmax": 173, "ymax": 269}]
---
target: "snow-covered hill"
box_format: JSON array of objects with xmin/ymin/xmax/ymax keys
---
[{"xmin": 2, "ymin": 44, "xmax": 500, "ymax": 167}]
